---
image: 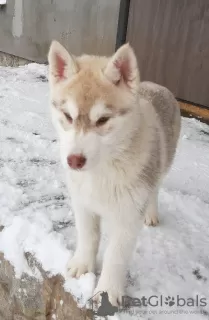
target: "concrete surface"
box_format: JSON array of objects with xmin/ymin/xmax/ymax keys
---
[{"xmin": 0, "ymin": 0, "xmax": 120, "ymax": 63}]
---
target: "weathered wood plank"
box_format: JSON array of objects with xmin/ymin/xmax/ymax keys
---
[{"xmin": 127, "ymin": 0, "xmax": 209, "ymax": 107}]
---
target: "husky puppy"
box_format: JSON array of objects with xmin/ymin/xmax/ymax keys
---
[{"xmin": 48, "ymin": 41, "xmax": 181, "ymax": 306}]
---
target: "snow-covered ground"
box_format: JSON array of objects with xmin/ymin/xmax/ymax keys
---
[{"xmin": 0, "ymin": 64, "xmax": 209, "ymax": 319}]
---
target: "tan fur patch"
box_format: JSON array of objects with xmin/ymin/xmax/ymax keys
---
[
  {"xmin": 65, "ymin": 68, "xmax": 111, "ymax": 115},
  {"xmin": 74, "ymin": 114, "xmax": 91, "ymax": 133}
]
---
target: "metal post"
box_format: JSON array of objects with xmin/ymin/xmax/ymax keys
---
[{"xmin": 115, "ymin": 0, "xmax": 131, "ymax": 50}]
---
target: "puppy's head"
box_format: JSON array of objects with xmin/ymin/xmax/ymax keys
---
[{"xmin": 48, "ymin": 41, "xmax": 140, "ymax": 171}]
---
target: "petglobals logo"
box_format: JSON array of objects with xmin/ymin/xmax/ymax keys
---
[
  {"xmin": 122, "ymin": 295, "xmax": 207, "ymax": 308},
  {"xmin": 88, "ymin": 292, "xmax": 208, "ymax": 319}
]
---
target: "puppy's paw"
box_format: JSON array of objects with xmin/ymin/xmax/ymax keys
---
[
  {"xmin": 144, "ymin": 214, "xmax": 159, "ymax": 227},
  {"xmin": 67, "ymin": 252, "xmax": 95, "ymax": 278},
  {"xmin": 93, "ymin": 277, "xmax": 124, "ymax": 307}
]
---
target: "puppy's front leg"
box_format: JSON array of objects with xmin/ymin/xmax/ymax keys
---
[
  {"xmin": 94, "ymin": 216, "xmax": 140, "ymax": 306},
  {"xmin": 68, "ymin": 204, "xmax": 100, "ymax": 278}
]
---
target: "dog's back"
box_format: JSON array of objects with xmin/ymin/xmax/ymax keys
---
[{"xmin": 138, "ymin": 81, "xmax": 181, "ymax": 173}]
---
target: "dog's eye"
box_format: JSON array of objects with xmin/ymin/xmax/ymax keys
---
[
  {"xmin": 96, "ymin": 116, "xmax": 110, "ymax": 127},
  {"xmin": 64, "ymin": 113, "xmax": 73, "ymax": 123}
]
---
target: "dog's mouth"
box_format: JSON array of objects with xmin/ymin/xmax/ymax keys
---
[{"xmin": 69, "ymin": 166, "xmax": 87, "ymax": 172}]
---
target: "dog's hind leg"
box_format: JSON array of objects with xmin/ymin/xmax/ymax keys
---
[{"xmin": 144, "ymin": 190, "xmax": 159, "ymax": 226}]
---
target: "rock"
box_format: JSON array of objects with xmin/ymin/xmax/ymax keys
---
[{"xmin": 0, "ymin": 253, "xmax": 93, "ymax": 320}]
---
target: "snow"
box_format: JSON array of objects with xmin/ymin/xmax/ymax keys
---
[
  {"xmin": 64, "ymin": 272, "xmax": 96, "ymax": 308},
  {"xmin": 0, "ymin": 64, "xmax": 209, "ymax": 319}
]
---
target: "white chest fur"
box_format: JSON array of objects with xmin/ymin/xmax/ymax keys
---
[{"xmin": 66, "ymin": 163, "xmax": 143, "ymax": 219}]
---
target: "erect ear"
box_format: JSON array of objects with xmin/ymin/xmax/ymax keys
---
[
  {"xmin": 104, "ymin": 43, "xmax": 139, "ymax": 89},
  {"xmin": 48, "ymin": 40, "xmax": 78, "ymax": 85}
]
